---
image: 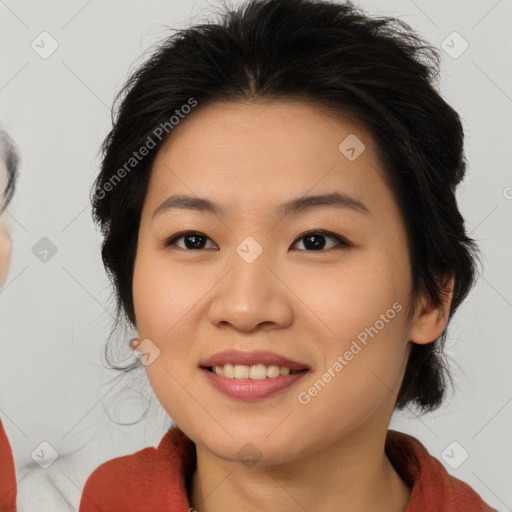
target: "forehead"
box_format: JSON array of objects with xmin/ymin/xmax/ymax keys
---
[
  {"xmin": 147, "ymin": 100, "xmax": 387, "ymax": 207},
  {"xmin": 158, "ymin": 99, "xmax": 373, "ymax": 162}
]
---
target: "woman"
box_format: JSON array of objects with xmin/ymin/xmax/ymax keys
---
[
  {"xmin": 79, "ymin": 0, "xmax": 497, "ymax": 510},
  {"xmin": 0, "ymin": 126, "xmax": 19, "ymax": 512}
]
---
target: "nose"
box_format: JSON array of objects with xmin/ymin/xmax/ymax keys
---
[{"xmin": 206, "ymin": 247, "xmax": 294, "ymax": 333}]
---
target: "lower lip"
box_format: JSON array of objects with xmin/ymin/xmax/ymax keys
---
[{"xmin": 200, "ymin": 367, "xmax": 309, "ymax": 400}]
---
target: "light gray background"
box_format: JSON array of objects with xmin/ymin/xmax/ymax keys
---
[{"xmin": 0, "ymin": 0, "xmax": 511, "ymax": 510}]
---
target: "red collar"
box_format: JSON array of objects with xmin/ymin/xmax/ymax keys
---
[
  {"xmin": 77, "ymin": 426, "xmax": 495, "ymax": 511},
  {"xmin": 385, "ymin": 429, "xmax": 496, "ymax": 511}
]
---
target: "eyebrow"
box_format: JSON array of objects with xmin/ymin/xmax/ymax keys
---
[{"xmin": 152, "ymin": 191, "xmax": 370, "ymax": 220}]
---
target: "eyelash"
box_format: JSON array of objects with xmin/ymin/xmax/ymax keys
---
[{"xmin": 164, "ymin": 230, "xmax": 350, "ymax": 252}]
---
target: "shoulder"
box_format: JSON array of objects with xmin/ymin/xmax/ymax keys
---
[
  {"xmin": 386, "ymin": 429, "xmax": 497, "ymax": 512},
  {"xmin": 78, "ymin": 427, "xmax": 195, "ymax": 512},
  {"xmin": 79, "ymin": 445, "xmax": 157, "ymax": 511}
]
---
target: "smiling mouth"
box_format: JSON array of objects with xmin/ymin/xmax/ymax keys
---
[
  {"xmin": 199, "ymin": 363, "xmax": 310, "ymax": 400},
  {"xmin": 201, "ymin": 364, "xmax": 308, "ymax": 379}
]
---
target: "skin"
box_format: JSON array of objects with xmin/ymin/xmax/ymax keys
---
[{"xmin": 132, "ymin": 100, "xmax": 453, "ymax": 512}]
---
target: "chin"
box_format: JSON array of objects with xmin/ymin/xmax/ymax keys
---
[{"xmin": 191, "ymin": 422, "xmax": 303, "ymax": 466}]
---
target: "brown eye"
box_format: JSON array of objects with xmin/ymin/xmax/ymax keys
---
[
  {"xmin": 290, "ymin": 230, "xmax": 349, "ymax": 251},
  {"xmin": 164, "ymin": 229, "xmax": 349, "ymax": 251},
  {"xmin": 165, "ymin": 231, "xmax": 217, "ymax": 250}
]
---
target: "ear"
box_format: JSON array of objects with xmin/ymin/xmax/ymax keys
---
[{"xmin": 407, "ymin": 276, "xmax": 454, "ymax": 344}]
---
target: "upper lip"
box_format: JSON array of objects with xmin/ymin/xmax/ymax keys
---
[{"xmin": 199, "ymin": 350, "xmax": 310, "ymax": 371}]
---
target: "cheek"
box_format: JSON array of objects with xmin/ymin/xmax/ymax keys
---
[
  {"xmin": 133, "ymin": 247, "xmax": 209, "ymax": 337},
  {"xmin": 295, "ymin": 249, "xmax": 411, "ymax": 394},
  {"xmin": 132, "ymin": 245, "xmax": 215, "ymax": 397},
  {"xmin": 132, "ymin": 248, "xmax": 199, "ymax": 416},
  {"xmin": 303, "ymin": 247, "xmax": 410, "ymax": 344}
]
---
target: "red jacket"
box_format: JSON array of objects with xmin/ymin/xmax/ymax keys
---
[
  {"xmin": 0, "ymin": 421, "xmax": 16, "ymax": 512},
  {"xmin": 78, "ymin": 427, "xmax": 497, "ymax": 512}
]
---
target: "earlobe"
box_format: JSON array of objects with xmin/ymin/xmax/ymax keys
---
[
  {"xmin": 129, "ymin": 337, "xmax": 141, "ymax": 350},
  {"xmin": 408, "ymin": 276, "xmax": 454, "ymax": 345}
]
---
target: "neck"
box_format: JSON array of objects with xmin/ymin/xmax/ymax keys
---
[{"xmin": 189, "ymin": 424, "xmax": 411, "ymax": 512}]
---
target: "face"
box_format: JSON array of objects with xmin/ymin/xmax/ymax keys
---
[{"xmin": 132, "ymin": 100, "xmax": 431, "ymax": 464}]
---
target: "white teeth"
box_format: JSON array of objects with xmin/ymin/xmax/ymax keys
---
[
  {"xmin": 266, "ymin": 365, "xmax": 281, "ymax": 378},
  {"xmin": 250, "ymin": 364, "xmax": 267, "ymax": 380},
  {"xmin": 210, "ymin": 363, "xmax": 302, "ymax": 379},
  {"xmin": 234, "ymin": 364, "xmax": 250, "ymax": 379},
  {"xmin": 222, "ymin": 363, "xmax": 234, "ymax": 378}
]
